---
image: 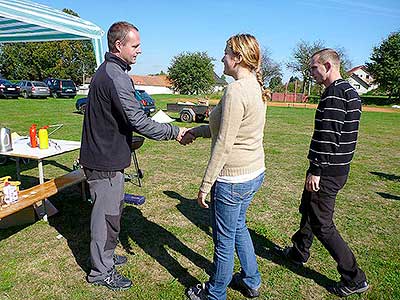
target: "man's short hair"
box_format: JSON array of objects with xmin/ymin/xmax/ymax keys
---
[
  {"xmin": 312, "ymin": 48, "xmax": 340, "ymax": 68},
  {"xmin": 107, "ymin": 21, "xmax": 139, "ymax": 52}
]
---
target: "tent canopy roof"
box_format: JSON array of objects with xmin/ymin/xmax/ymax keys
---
[{"xmin": 0, "ymin": 0, "xmax": 104, "ymax": 65}]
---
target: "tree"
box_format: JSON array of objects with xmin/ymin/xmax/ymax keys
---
[
  {"xmin": 366, "ymin": 31, "xmax": 400, "ymax": 100},
  {"xmin": 269, "ymin": 76, "xmax": 283, "ymax": 91},
  {"xmin": 168, "ymin": 52, "xmax": 215, "ymax": 95},
  {"xmin": 287, "ymin": 40, "xmax": 324, "ymax": 93},
  {"xmin": 287, "ymin": 40, "xmax": 351, "ymax": 93},
  {"xmin": 148, "ymin": 70, "xmax": 166, "ymax": 76},
  {"xmin": 0, "ymin": 8, "xmax": 96, "ymax": 84},
  {"xmin": 260, "ymin": 48, "xmax": 282, "ymax": 87}
]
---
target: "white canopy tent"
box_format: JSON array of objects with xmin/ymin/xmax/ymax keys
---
[{"xmin": 0, "ymin": 0, "xmax": 104, "ymax": 67}]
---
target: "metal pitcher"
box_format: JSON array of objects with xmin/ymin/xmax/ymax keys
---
[{"xmin": 0, "ymin": 127, "xmax": 13, "ymax": 152}]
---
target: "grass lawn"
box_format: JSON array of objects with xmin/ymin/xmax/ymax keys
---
[{"xmin": 0, "ymin": 96, "xmax": 399, "ymax": 300}]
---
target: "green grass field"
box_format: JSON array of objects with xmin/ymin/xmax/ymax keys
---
[{"xmin": 0, "ymin": 96, "xmax": 399, "ymax": 300}]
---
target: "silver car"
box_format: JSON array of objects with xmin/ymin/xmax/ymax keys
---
[{"xmin": 19, "ymin": 80, "xmax": 50, "ymax": 98}]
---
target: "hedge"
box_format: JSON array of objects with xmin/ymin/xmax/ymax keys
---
[{"xmin": 307, "ymin": 94, "xmax": 399, "ymax": 106}]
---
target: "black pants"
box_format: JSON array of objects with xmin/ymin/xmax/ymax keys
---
[{"xmin": 291, "ymin": 173, "xmax": 366, "ymax": 285}]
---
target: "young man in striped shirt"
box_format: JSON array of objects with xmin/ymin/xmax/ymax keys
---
[{"xmin": 277, "ymin": 49, "xmax": 369, "ymax": 297}]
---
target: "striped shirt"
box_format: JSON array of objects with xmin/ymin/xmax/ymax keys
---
[{"xmin": 308, "ymin": 79, "xmax": 362, "ymax": 176}]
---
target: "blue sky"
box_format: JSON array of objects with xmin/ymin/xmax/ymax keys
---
[{"xmin": 38, "ymin": 0, "xmax": 399, "ymax": 82}]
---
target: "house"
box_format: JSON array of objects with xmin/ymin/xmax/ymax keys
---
[
  {"xmin": 213, "ymin": 72, "xmax": 228, "ymax": 92},
  {"xmin": 130, "ymin": 75, "xmax": 174, "ymax": 94},
  {"xmin": 347, "ymin": 66, "xmax": 378, "ymax": 94}
]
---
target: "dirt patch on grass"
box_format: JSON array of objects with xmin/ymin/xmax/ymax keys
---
[{"xmin": 267, "ymin": 101, "xmax": 400, "ymax": 113}]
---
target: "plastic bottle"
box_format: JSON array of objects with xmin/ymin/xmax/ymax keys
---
[
  {"xmin": 38, "ymin": 126, "xmax": 49, "ymax": 149},
  {"xmin": 3, "ymin": 182, "xmax": 18, "ymax": 204},
  {"xmin": 29, "ymin": 124, "xmax": 38, "ymax": 148}
]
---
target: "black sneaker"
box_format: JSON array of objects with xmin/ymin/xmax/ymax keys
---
[
  {"xmin": 186, "ymin": 283, "xmax": 208, "ymax": 300},
  {"xmin": 229, "ymin": 273, "xmax": 260, "ymax": 298},
  {"xmin": 91, "ymin": 268, "xmax": 132, "ymax": 291},
  {"xmin": 274, "ymin": 246, "xmax": 304, "ymax": 266},
  {"xmin": 113, "ymin": 254, "xmax": 128, "ymax": 267},
  {"xmin": 328, "ymin": 280, "xmax": 369, "ymax": 297}
]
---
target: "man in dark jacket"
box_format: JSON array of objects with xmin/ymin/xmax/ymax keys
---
[
  {"xmin": 277, "ymin": 49, "xmax": 368, "ymax": 297},
  {"xmin": 80, "ymin": 21, "xmax": 185, "ymax": 291}
]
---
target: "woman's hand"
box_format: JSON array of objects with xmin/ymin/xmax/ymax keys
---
[{"xmin": 197, "ymin": 190, "xmax": 209, "ymax": 208}]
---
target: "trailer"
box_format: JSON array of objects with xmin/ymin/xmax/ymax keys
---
[{"xmin": 166, "ymin": 102, "xmax": 213, "ymax": 123}]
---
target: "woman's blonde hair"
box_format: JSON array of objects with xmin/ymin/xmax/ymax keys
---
[{"xmin": 226, "ymin": 33, "xmax": 270, "ymax": 101}]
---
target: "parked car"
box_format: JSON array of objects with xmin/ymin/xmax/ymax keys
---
[
  {"xmin": 18, "ymin": 80, "xmax": 50, "ymax": 98},
  {"xmin": 135, "ymin": 89, "xmax": 156, "ymax": 116},
  {"xmin": 75, "ymin": 97, "xmax": 88, "ymax": 114},
  {"xmin": 44, "ymin": 78, "xmax": 77, "ymax": 98},
  {"xmin": 0, "ymin": 79, "xmax": 20, "ymax": 98},
  {"xmin": 75, "ymin": 89, "xmax": 156, "ymax": 116}
]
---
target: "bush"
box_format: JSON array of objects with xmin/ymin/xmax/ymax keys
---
[
  {"xmin": 360, "ymin": 95, "xmax": 399, "ymax": 105},
  {"xmin": 307, "ymin": 95, "xmax": 320, "ymax": 104}
]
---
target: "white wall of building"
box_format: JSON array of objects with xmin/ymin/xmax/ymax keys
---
[
  {"xmin": 347, "ymin": 77, "xmax": 369, "ymax": 94},
  {"xmin": 135, "ymin": 85, "xmax": 174, "ymax": 95},
  {"xmin": 347, "ymin": 77, "xmax": 379, "ymax": 95},
  {"xmin": 352, "ymin": 69, "xmax": 374, "ymax": 85}
]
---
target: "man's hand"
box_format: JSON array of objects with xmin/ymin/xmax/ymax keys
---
[
  {"xmin": 197, "ymin": 190, "xmax": 209, "ymax": 208},
  {"xmin": 305, "ymin": 174, "xmax": 320, "ymax": 192},
  {"xmin": 176, "ymin": 127, "xmax": 187, "ymax": 143},
  {"xmin": 180, "ymin": 129, "xmax": 196, "ymax": 145}
]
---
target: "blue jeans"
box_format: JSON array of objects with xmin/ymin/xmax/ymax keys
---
[{"xmin": 206, "ymin": 172, "xmax": 264, "ymax": 300}]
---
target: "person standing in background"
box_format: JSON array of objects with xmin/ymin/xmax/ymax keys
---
[{"xmin": 276, "ymin": 48, "xmax": 369, "ymax": 298}]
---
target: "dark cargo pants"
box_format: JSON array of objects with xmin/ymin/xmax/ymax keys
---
[{"xmin": 84, "ymin": 169, "xmax": 125, "ymax": 282}]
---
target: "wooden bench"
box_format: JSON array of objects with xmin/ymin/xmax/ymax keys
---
[{"xmin": 0, "ymin": 169, "xmax": 86, "ymax": 220}]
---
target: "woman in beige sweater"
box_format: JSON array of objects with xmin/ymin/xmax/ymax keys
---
[{"xmin": 186, "ymin": 34, "xmax": 268, "ymax": 300}]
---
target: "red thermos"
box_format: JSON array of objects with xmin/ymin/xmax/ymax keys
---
[{"xmin": 29, "ymin": 124, "xmax": 38, "ymax": 148}]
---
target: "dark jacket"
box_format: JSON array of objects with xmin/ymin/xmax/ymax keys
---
[{"xmin": 80, "ymin": 52, "xmax": 179, "ymax": 171}]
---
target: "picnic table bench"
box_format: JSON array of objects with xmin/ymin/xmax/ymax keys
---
[{"xmin": 0, "ymin": 169, "xmax": 86, "ymax": 221}]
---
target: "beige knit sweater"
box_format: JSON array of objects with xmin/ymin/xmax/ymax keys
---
[{"xmin": 192, "ymin": 75, "xmax": 266, "ymax": 194}]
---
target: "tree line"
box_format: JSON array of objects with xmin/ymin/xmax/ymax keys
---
[
  {"xmin": 0, "ymin": 9, "xmax": 96, "ymax": 85},
  {"xmin": 168, "ymin": 31, "xmax": 399, "ymax": 101},
  {"xmin": 0, "ymin": 7, "xmax": 398, "ymax": 100}
]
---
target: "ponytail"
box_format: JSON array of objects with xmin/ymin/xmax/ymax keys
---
[{"xmin": 256, "ymin": 69, "xmax": 270, "ymax": 102}]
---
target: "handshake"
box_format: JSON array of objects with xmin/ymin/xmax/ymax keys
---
[{"xmin": 176, "ymin": 128, "xmax": 196, "ymax": 145}]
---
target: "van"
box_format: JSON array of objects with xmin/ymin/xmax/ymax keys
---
[{"xmin": 44, "ymin": 78, "xmax": 77, "ymax": 98}]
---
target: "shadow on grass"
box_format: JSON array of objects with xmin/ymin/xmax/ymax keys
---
[
  {"xmin": 119, "ymin": 205, "xmax": 212, "ymax": 288},
  {"xmin": 48, "ymin": 187, "xmax": 92, "ymax": 274},
  {"xmin": 163, "ymin": 191, "xmax": 211, "ymax": 237},
  {"xmin": 376, "ymin": 192, "xmax": 400, "ymax": 201},
  {"xmin": 47, "ymin": 187, "xmax": 212, "ymax": 286},
  {"xmin": 370, "ymin": 171, "xmax": 400, "ymax": 182},
  {"xmin": 0, "ymin": 223, "xmax": 34, "ymax": 241},
  {"xmin": 45, "ymin": 160, "xmax": 74, "ymax": 173},
  {"xmin": 248, "ymin": 229, "xmax": 336, "ymax": 288},
  {"xmin": 0, "ymin": 159, "xmax": 73, "ymax": 188},
  {"xmin": 164, "ymin": 190, "xmax": 335, "ymax": 290}
]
